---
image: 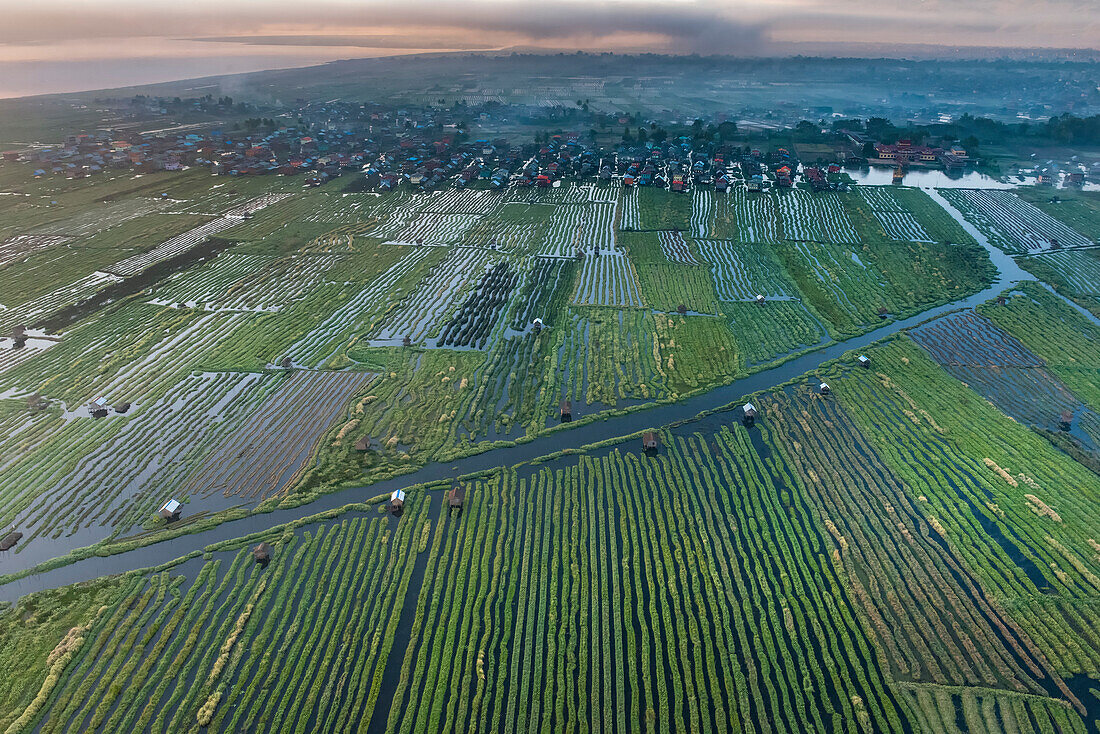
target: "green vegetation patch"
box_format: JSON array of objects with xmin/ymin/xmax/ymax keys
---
[{"xmin": 636, "ymin": 186, "xmax": 692, "ymax": 231}]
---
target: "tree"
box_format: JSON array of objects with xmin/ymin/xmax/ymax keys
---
[
  {"xmin": 637, "ymin": 128, "xmax": 648, "ymax": 143},
  {"xmin": 716, "ymin": 121, "xmax": 738, "ymax": 141},
  {"xmin": 862, "ymin": 141, "xmax": 876, "ymax": 158}
]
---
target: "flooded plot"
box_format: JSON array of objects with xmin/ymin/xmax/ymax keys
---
[
  {"xmin": 656, "ymin": 230, "xmax": 698, "ymax": 264},
  {"xmin": 0, "ymin": 334, "xmax": 58, "ymax": 375},
  {"xmin": 437, "ymin": 262, "xmax": 517, "ymax": 349},
  {"xmin": 790, "ymin": 240, "xmax": 879, "ymax": 320},
  {"xmin": 911, "ymin": 310, "xmax": 1043, "ymax": 367},
  {"xmin": 618, "ymin": 186, "xmax": 640, "ymax": 230},
  {"xmin": 778, "ymin": 189, "xmax": 860, "ymax": 244},
  {"xmin": 505, "ymin": 182, "xmax": 589, "ymax": 204},
  {"xmin": 371, "ymin": 247, "xmax": 497, "ymax": 344},
  {"xmin": 284, "ymin": 247, "xmax": 435, "ymax": 366},
  {"xmin": 150, "ymin": 253, "xmax": 341, "ymax": 312},
  {"xmin": 1029, "ymin": 250, "xmax": 1100, "ymax": 296},
  {"xmin": 537, "ymin": 203, "xmax": 585, "ymax": 257},
  {"xmin": 706, "ymin": 188, "xmax": 779, "ymax": 241},
  {"xmin": 695, "ymin": 239, "xmax": 792, "ymax": 301},
  {"xmin": 856, "ymin": 187, "xmax": 934, "ymax": 242},
  {"xmin": 461, "ymin": 201, "xmax": 553, "ymax": 251},
  {"xmin": 0, "ymin": 234, "xmax": 71, "ymax": 268},
  {"xmin": 0, "ymin": 271, "xmax": 121, "ymax": 332},
  {"xmin": 3, "ymin": 371, "xmax": 268, "ymax": 548},
  {"xmin": 29, "ymin": 197, "xmax": 172, "ymax": 239},
  {"xmin": 507, "ymin": 257, "xmax": 574, "ymax": 331},
  {"xmin": 379, "ymin": 212, "xmax": 484, "ymax": 246},
  {"xmin": 690, "ymin": 187, "xmax": 713, "ymax": 237},
  {"xmin": 572, "ymin": 250, "xmax": 643, "ymax": 307},
  {"xmin": 179, "ymin": 370, "xmax": 374, "ymax": 501},
  {"xmin": 942, "ymin": 189, "xmax": 1094, "ymax": 253},
  {"xmin": 415, "ymin": 188, "xmax": 503, "ymax": 215}
]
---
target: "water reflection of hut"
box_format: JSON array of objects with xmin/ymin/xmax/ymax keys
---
[
  {"xmin": 560, "ymin": 400, "xmax": 572, "ymax": 422},
  {"xmin": 742, "ymin": 403, "xmax": 758, "ymax": 426},
  {"xmin": 159, "ymin": 499, "xmax": 182, "ymax": 521},
  {"xmin": 355, "ymin": 436, "xmax": 372, "ymax": 451},
  {"xmin": 390, "ymin": 490, "xmax": 406, "ymax": 514},
  {"xmin": 449, "ymin": 485, "xmax": 465, "ymax": 508},
  {"xmin": 858, "ymin": 355, "xmax": 870, "ymax": 368},
  {"xmin": 642, "ymin": 431, "xmax": 659, "ymax": 454},
  {"xmin": 253, "ymin": 542, "xmax": 272, "ymax": 565},
  {"xmin": 819, "ymin": 383, "xmax": 830, "ymax": 395}
]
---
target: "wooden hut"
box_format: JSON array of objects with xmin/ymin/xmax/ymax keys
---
[
  {"xmin": 11, "ymin": 325, "xmax": 26, "ymax": 338},
  {"xmin": 253, "ymin": 542, "xmax": 272, "ymax": 565},
  {"xmin": 402, "ymin": 335, "xmax": 412, "ymax": 347},
  {"xmin": 355, "ymin": 435, "xmax": 372, "ymax": 452},
  {"xmin": 280, "ymin": 356, "xmax": 293, "ymax": 369},
  {"xmin": 677, "ymin": 304, "xmax": 687, "ymax": 315},
  {"xmin": 877, "ymin": 306, "xmax": 888, "ymax": 320},
  {"xmin": 114, "ymin": 402, "xmax": 131, "ymax": 414},
  {"xmin": 449, "ymin": 485, "xmax": 466, "ymax": 509},
  {"xmin": 560, "ymin": 400, "xmax": 572, "ymax": 422},
  {"xmin": 642, "ymin": 431, "xmax": 659, "ymax": 453},
  {"xmin": 91, "ymin": 407, "xmax": 108, "ymax": 419},
  {"xmin": 532, "ymin": 318, "xmax": 543, "ymax": 334},
  {"xmin": 1060, "ymin": 410, "xmax": 1073, "ymax": 431},
  {"xmin": 159, "ymin": 499, "xmax": 182, "ymax": 521},
  {"xmin": 0, "ymin": 530, "xmax": 22, "ymax": 552},
  {"xmin": 742, "ymin": 402, "xmax": 758, "ymax": 425},
  {"xmin": 390, "ymin": 490, "xmax": 406, "ymax": 514},
  {"xmin": 755, "ymin": 294, "xmax": 766, "ymax": 306},
  {"xmin": 819, "ymin": 383, "xmax": 830, "ymax": 395},
  {"xmin": 857, "ymin": 355, "xmax": 870, "ymax": 369},
  {"xmin": 12, "ymin": 336, "xmax": 26, "ymax": 349},
  {"xmin": 996, "ymin": 296, "xmax": 1007, "ymax": 306},
  {"xmin": 26, "ymin": 393, "xmax": 48, "ymax": 411}
]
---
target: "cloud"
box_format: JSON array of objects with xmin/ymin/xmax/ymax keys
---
[{"xmin": 1, "ymin": 0, "xmax": 1097, "ymax": 52}]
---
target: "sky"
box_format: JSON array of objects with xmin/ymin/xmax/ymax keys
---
[{"xmin": 1, "ymin": 0, "xmax": 1098, "ymax": 97}]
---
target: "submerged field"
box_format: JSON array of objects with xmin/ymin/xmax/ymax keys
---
[
  {"xmin": 3, "ymin": 159, "xmax": 1100, "ymax": 732},
  {"xmin": 0, "ymin": 166, "xmax": 1002, "ymax": 566}
]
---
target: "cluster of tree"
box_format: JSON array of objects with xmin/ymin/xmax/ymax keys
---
[{"xmin": 832, "ymin": 112, "xmax": 1100, "ymax": 147}]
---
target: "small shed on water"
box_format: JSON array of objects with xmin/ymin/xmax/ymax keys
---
[
  {"xmin": 743, "ymin": 402, "xmax": 758, "ymax": 425},
  {"xmin": 1060, "ymin": 411, "xmax": 1073, "ymax": 431},
  {"xmin": 560, "ymin": 400, "xmax": 572, "ymax": 422},
  {"xmin": 858, "ymin": 355, "xmax": 870, "ymax": 368},
  {"xmin": 755, "ymin": 294, "xmax": 766, "ymax": 305},
  {"xmin": 449, "ymin": 485, "xmax": 466, "ymax": 508},
  {"xmin": 355, "ymin": 435, "xmax": 372, "ymax": 452},
  {"xmin": 642, "ymin": 431, "xmax": 659, "ymax": 453},
  {"xmin": 159, "ymin": 499, "xmax": 182, "ymax": 521},
  {"xmin": 390, "ymin": 490, "xmax": 406, "ymax": 514},
  {"xmin": 253, "ymin": 542, "xmax": 272, "ymax": 565},
  {"xmin": 819, "ymin": 383, "xmax": 830, "ymax": 395}
]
